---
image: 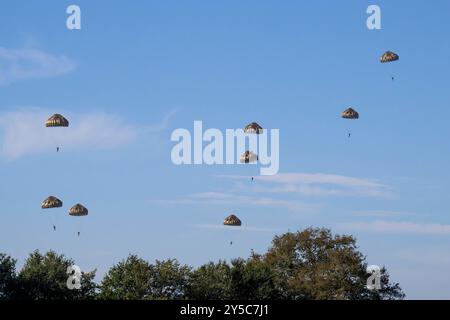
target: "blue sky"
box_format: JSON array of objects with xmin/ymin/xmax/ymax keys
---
[{"xmin": 1, "ymin": 0, "xmax": 450, "ymax": 299}]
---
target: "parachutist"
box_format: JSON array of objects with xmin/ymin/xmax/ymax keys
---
[
  {"xmin": 348, "ymin": 133, "xmax": 351, "ymax": 138},
  {"xmin": 53, "ymin": 225, "xmax": 56, "ymax": 231},
  {"xmin": 240, "ymin": 151, "xmax": 258, "ymax": 164},
  {"xmin": 230, "ymin": 241, "xmax": 233, "ymax": 245},
  {"xmin": 78, "ymin": 232, "xmax": 80, "ymax": 237},
  {"xmin": 56, "ymin": 147, "xmax": 60, "ymax": 152},
  {"xmin": 251, "ymin": 177, "xmax": 254, "ymax": 181}
]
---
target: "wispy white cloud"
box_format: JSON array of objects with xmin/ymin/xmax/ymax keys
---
[
  {"xmin": 218, "ymin": 173, "xmax": 392, "ymax": 198},
  {"xmin": 145, "ymin": 109, "xmax": 177, "ymax": 133},
  {"xmin": 0, "ymin": 47, "xmax": 76, "ymax": 85},
  {"xmin": 337, "ymin": 220, "xmax": 450, "ymax": 235},
  {"xmin": 0, "ymin": 109, "xmax": 175, "ymax": 159},
  {"xmin": 352, "ymin": 210, "xmax": 410, "ymax": 218},
  {"xmin": 173, "ymin": 191, "xmax": 319, "ymax": 212}
]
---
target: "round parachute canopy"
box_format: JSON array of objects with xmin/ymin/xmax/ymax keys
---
[
  {"xmin": 240, "ymin": 151, "xmax": 258, "ymax": 164},
  {"xmin": 341, "ymin": 108, "xmax": 359, "ymax": 119},
  {"xmin": 380, "ymin": 51, "xmax": 399, "ymax": 63},
  {"xmin": 244, "ymin": 122, "xmax": 263, "ymax": 134},
  {"xmin": 223, "ymin": 214, "xmax": 242, "ymax": 226},
  {"xmin": 46, "ymin": 114, "xmax": 69, "ymax": 127},
  {"xmin": 69, "ymin": 204, "xmax": 88, "ymax": 216},
  {"xmin": 41, "ymin": 196, "xmax": 63, "ymax": 209}
]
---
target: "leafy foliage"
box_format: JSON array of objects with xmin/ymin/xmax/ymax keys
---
[
  {"xmin": 0, "ymin": 228, "xmax": 405, "ymax": 300},
  {"xmin": 14, "ymin": 250, "xmax": 96, "ymax": 300},
  {"xmin": 0, "ymin": 253, "xmax": 17, "ymax": 300}
]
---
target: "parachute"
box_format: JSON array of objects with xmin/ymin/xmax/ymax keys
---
[
  {"xmin": 46, "ymin": 114, "xmax": 69, "ymax": 127},
  {"xmin": 223, "ymin": 214, "xmax": 242, "ymax": 226},
  {"xmin": 240, "ymin": 151, "xmax": 258, "ymax": 164},
  {"xmin": 341, "ymin": 108, "xmax": 359, "ymax": 119},
  {"xmin": 69, "ymin": 204, "xmax": 88, "ymax": 216},
  {"xmin": 244, "ymin": 122, "xmax": 263, "ymax": 134},
  {"xmin": 46, "ymin": 114, "xmax": 69, "ymax": 152},
  {"xmin": 380, "ymin": 51, "xmax": 399, "ymax": 63},
  {"xmin": 41, "ymin": 196, "xmax": 63, "ymax": 209}
]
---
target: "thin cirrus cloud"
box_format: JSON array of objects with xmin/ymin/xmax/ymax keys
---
[
  {"xmin": 219, "ymin": 173, "xmax": 393, "ymax": 198},
  {"xmin": 337, "ymin": 220, "xmax": 450, "ymax": 235},
  {"xmin": 352, "ymin": 210, "xmax": 411, "ymax": 217},
  {"xmin": 0, "ymin": 109, "xmax": 138, "ymax": 159},
  {"xmin": 0, "ymin": 47, "xmax": 76, "ymax": 85},
  {"xmin": 179, "ymin": 191, "xmax": 319, "ymax": 212}
]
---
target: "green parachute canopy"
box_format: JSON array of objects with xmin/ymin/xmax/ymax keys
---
[
  {"xmin": 46, "ymin": 114, "xmax": 69, "ymax": 127},
  {"xmin": 41, "ymin": 196, "xmax": 63, "ymax": 209},
  {"xmin": 243, "ymin": 122, "xmax": 263, "ymax": 134},
  {"xmin": 69, "ymin": 204, "xmax": 88, "ymax": 216},
  {"xmin": 240, "ymin": 151, "xmax": 258, "ymax": 164},
  {"xmin": 341, "ymin": 108, "xmax": 359, "ymax": 119},
  {"xmin": 380, "ymin": 51, "xmax": 399, "ymax": 63},
  {"xmin": 223, "ymin": 214, "xmax": 242, "ymax": 226}
]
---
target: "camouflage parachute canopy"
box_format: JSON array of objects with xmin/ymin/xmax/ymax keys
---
[
  {"xmin": 223, "ymin": 214, "xmax": 242, "ymax": 226},
  {"xmin": 240, "ymin": 150, "xmax": 258, "ymax": 164},
  {"xmin": 341, "ymin": 108, "xmax": 359, "ymax": 119},
  {"xmin": 244, "ymin": 122, "xmax": 263, "ymax": 134},
  {"xmin": 41, "ymin": 196, "xmax": 63, "ymax": 209},
  {"xmin": 380, "ymin": 51, "xmax": 399, "ymax": 63},
  {"xmin": 69, "ymin": 204, "xmax": 88, "ymax": 216},
  {"xmin": 46, "ymin": 114, "xmax": 69, "ymax": 127}
]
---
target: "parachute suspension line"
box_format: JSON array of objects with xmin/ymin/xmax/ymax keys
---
[
  {"xmin": 341, "ymin": 108, "xmax": 359, "ymax": 139},
  {"xmin": 69, "ymin": 204, "xmax": 88, "ymax": 238}
]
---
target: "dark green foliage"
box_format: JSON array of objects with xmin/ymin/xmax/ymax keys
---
[
  {"xmin": 0, "ymin": 228, "xmax": 405, "ymax": 300},
  {"xmin": 0, "ymin": 253, "xmax": 17, "ymax": 300}
]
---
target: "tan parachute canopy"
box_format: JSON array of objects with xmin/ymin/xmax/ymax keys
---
[
  {"xmin": 341, "ymin": 108, "xmax": 359, "ymax": 119},
  {"xmin": 244, "ymin": 122, "xmax": 263, "ymax": 134},
  {"xmin": 69, "ymin": 204, "xmax": 88, "ymax": 216},
  {"xmin": 41, "ymin": 196, "xmax": 63, "ymax": 209},
  {"xmin": 240, "ymin": 151, "xmax": 258, "ymax": 164},
  {"xmin": 380, "ymin": 51, "xmax": 399, "ymax": 63},
  {"xmin": 46, "ymin": 114, "xmax": 69, "ymax": 127},
  {"xmin": 223, "ymin": 214, "xmax": 242, "ymax": 226}
]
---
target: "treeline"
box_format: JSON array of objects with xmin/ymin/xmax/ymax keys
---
[{"xmin": 0, "ymin": 228, "xmax": 405, "ymax": 300}]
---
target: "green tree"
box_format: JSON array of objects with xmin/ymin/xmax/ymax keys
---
[
  {"xmin": 361, "ymin": 266, "xmax": 405, "ymax": 300},
  {"xmin": 0, "ymin": 253, "xmax": 17, "ymax": 300},
  {"xmin": 148, "ymin": 259, "xmax": 191, "ymax": 300},
  {"xmin": 99, "ymin": 254, "xmax": 152, "ymax": 299},
  {"xmin": 17, "ymin": 250, "xmax": 97, "ymax": 300},
  {"xmin": 188, "ymin": 261, "xmax": 231, "ymax": 299},
  {"xmin": 229, "ymin": 255, "xmax": 281, "ymax": 300},
  {"xmin": 263, "ymin": 228, "xmax": 405, "ymax": 300}
]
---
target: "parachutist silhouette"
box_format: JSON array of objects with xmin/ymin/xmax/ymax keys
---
[
  {"xmin": 251, "ymin": 177, "xmax": 254, "ymax": 181},
  {"xmin": 348, "ymin": 133, "xmax": 351, "ymax": 138},
  {"xmin": 392, "ymin": 77, "xmax": 395, "ymax": 81},
  {"xmin": 77, "ymin": 232, "xmax": 80, "ymax": 237},
  {"xmin": 230, "ymin": 241, "xmax": 233, "ymax": 245},
  {"xmin": 53, "ymin": 225, "xmax": 56, "ymax": 231},
  {"xmin": 56, "ymin": 147, "xmax": 60, "ymax": 152}
]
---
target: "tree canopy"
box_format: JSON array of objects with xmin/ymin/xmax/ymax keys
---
[{"xmin": 0, "ymin": 228, "xmax": 405, "ymax": 300}]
